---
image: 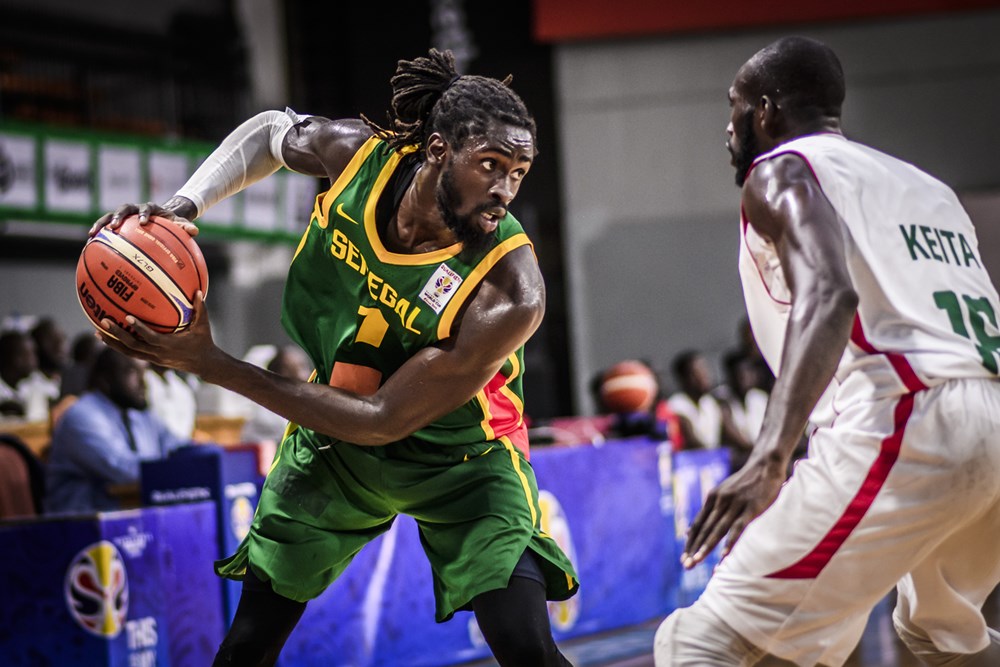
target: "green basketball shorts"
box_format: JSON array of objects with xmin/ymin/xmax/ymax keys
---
[{"xmin": 216, "ymin": 425, "xmax": 579, "ymax": 621}]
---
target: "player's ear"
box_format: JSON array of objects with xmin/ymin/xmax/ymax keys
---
[
  {"xmin": 425, "ymin": 133, "xmax": 448, "ymax": 166},
  {"xmin": 759, "ymin": 95, "xmax": 782, "ymax": 138}
]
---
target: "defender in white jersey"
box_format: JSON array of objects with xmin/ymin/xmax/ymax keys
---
[{"xmin": 655, "ymin": 37, "xmax": 1000, "ymax": 666}]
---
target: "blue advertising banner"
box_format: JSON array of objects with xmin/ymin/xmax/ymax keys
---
[
  {"xmin": 671, "ymin": 448, "xmax": 731, "ymax": 606},
  {"xmin": 0, "ymin": 442, "xmax": 730, "ymax": 666},
  {"xmin": 142, "ymin": 445, "xmax": 263, "ymax": 623},
  {"xmin": 0, "ymin": 502, "xmax": 223, "ymax": 666}
]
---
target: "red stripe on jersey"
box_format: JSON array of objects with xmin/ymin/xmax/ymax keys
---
[
  {"xmin": 851, "ymin": 316, "xmax": 928, "ymax": 392},
  {"xmin": 767, "ymin": 392, "xmax": 915, "ymax": 579},
  {"xmin": 741, "ymin": 206, "xmax": 791, "ymax": 307},
  {"xmin": 484, "ymin": 370, "xmax": 530, "ymax": 459}
]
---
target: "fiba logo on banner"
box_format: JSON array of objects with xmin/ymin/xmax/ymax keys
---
[
  {"xmin": 230, "ymin": 496, "xmax": 254, "ymax": 541},
  {"xmin": 64, "ymin": 541, "xmax": 129, "ymax": 638},
  {"xmin": 225, "ymin": 482, "xmax": 258, "ymax": 541},
  {"xmin": 538, "ymin": 490, "xmax": 580, "ymax": 631}
]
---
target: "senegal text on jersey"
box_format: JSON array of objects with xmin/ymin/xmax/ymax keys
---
[
  {"xmin": 900, "ymin": 224, "xmax": 982, "ymax": 269},
  {"xmin": 329, "ymin": 227, "xmax": 423, "ymax": 334}
]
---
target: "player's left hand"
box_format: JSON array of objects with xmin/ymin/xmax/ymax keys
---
[
  {"xmin": 681, "ymin": 456, "xmax": 786, "ymax": 569},
  {"xmin": 97, "ymin": 291, "xmax": 220, "ymax": 376}
]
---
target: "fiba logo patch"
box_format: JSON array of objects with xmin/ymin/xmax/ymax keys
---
[
  {"xmin": 418, "ymin": 264, "xmax": 462, "ymax": 314},
  {"xmin": 64, "ymin": 541, "xmax": 129, "ymax": 638},
  {"xmin": 230, "ymin": 496, "xmax": 254, "ymax": 541},
  {"xmin": 538, "ymin": 490, "xmax": 580, "ymax": 631}
]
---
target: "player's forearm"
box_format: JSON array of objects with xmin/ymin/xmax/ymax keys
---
[
  {"xmin": 196, "ymin": 352, "xmax": 402, "ymax": 445},
  {"xmin": 751, "ymin": 285, "xmax": 858, "ymax": 469}
]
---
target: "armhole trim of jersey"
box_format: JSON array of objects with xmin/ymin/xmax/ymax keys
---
[
  {"xmin": 318, "ymin": 135, "xmax": 382, "ymax": 224},
  {"xmin": 363, "ymin": 150, "xmax": 463, "ymax": 266},
  {"xmin": 436, "ymin": 234, "xmax": 533, "ymax": 339}
]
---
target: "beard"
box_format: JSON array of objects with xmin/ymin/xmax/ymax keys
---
[
  {"xmin": 436, "ymin": 166, "xmax": 498, "ymax": 258},
  {"xmin": 730, "ymin": 110, "xmax": 760, "ymax": 187},
  {"xmin": 109, "ymin": 383, "xmax": 147, "ymax": 411}
]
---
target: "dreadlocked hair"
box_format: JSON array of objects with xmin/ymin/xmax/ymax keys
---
[{"xmin": 362, "ymin": 48, "xmax": 536, "ymax": 153}]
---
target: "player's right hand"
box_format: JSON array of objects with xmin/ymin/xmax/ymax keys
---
[
  {"xmin": 681, "ymin": 456, "xmax": 785, "ymax": 569},
  {"xmin": 89, "ymin": 200, "xmax": 199, "ymax": 238}
]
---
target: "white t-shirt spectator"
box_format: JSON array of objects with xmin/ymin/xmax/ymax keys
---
[
  {"xmin": 145, "ymin": 369, "xmax": 198, "ymax": 439},
  {"xmin": 667, "ymin": 392, "xmax": 723, "ymax": 449}
]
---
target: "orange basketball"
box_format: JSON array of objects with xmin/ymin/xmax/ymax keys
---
[
  {"xmin": 600, "ymin": 360, "xmax": 659, "ymax": 413},
  {"xmin": 76, "ymin": 215, "xmax": 208, "ymax": 335}
]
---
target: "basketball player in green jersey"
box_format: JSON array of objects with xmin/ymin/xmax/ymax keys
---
[{"xmin": 93, "ymin": 49, "xmax": 578, "ymax": 666}]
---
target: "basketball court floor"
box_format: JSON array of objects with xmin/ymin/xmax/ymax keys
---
[{"xmin": 460, "ymin": 587, "xmax": 1000, "ymax": 667}]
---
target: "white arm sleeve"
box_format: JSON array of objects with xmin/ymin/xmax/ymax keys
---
[{"xmin": 174, "ymin": 108, "xmax": 308, "ymax": 219}]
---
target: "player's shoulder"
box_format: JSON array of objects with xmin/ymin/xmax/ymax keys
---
[
  {"xmin": 485, "ymin": 243, "xmax": 545, "ymax": 315},
  {"xmin": 285, "ymin": 117, "xmax": 375, "ymax": 179}
]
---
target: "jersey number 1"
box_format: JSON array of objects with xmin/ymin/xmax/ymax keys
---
[{"xmin": 933, "ymin": 290, "xmax": 1000, "ymax": 374}]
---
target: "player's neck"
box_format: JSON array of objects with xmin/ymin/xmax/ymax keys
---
[
  {"xmin": 388, "ymin": 163, "xmax": 458, "ymax": 254},
  {"xmin": 778, "ymin": 117, "xmax": 843, "ymax": 147}
]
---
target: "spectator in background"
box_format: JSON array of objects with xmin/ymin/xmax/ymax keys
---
[
  {"xmin": 60, "ymin": 333, "xmax": 103, "ymax": 398},
  {"xmin": 717, "ymin": 349, "xmax": 769, "ymax": 444},
  {"xmin": 731, "ymin": 316, "xmax": 774, "ymax": 392},
  {"xmin": 241, "ymin": 346, "xmax": 311, "ymax": 444},
  {"xmin": 45, "ymin": 348, "xmax": 187, "ymax": 514},
  {"xmin": 668, "ymin": 350, "xmax": 753, "ymax": 463},
  {"xmin": 0, "ymin": 330, "xmax": 48, "ymax": 421},
  {"xmin": 668, "ymin": 350, "xmax": 724, "ymax": 449},
  {"xmin": 145, "ymin": 363, "xmax": 198, "ymax": 439},
  {"xmin": 30, "ymin": 318, "xmax": 68, "ymax": 393}
]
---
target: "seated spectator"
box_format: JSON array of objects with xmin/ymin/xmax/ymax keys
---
[
  {"xmin": 0, "ymin": 330, "xmax": 49, "ymax": 421},
  {"xmin": 44, "ymin": 348, "xmax": 187, "ymax": 514},
  {"xmin": 0, "ymin": 434, "xmax": 45, "ymax": 519},
  {"xmin": 717, "ymin": 350, "xmax": 769, "ymax": 444},
  {"xmin": 60, "ymin": 333, "xmax": 104, "ymax": 398},
  {"xmin": 30, "ymin": 318, "xmax": 68, "ymax": 396},
  {"xmin": 241, "ymin": 345, "xmax": 311, "ymax": 444},
  {"xmin": 667, "ymin": 350, "xmax": 724, "ymax": 449},
  {"xmin": 145, "ymin": 363, "xmax": 198, "ymax": 439},
  {"xmin": 667, "ymin": 350, "xmax": 754, "ymax": 463},
  {"xmin": 731, "ymin": 316, "xmax": 774, "ymax": 392}
]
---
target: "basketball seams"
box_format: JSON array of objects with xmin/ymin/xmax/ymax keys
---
[
  {"xmin": 92, "ymin": 230, "xmax": 193, "ymax": 321},
  {"xmin": 152, "ymin": 217, "xmax": 208, "ymax": 296},
  {"xmin": 77, "ymin": 215, "xmax": 208, "ymax": 336},
  {"xmin": 80, "ymin": 244, "xmax": 177, "ymax": 332}
]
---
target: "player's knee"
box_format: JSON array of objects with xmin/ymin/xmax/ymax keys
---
[
  {"xmin": 213, "ymin": 630, "xmax": 283, "ymax": 667},
  {"xmin": 654, "ymin": 603, "xmax": 759, "ymax": 666},
  {"xmin": 892, "ymin": 615, "xmax": 998, "ymax": 667},
  {"xmin": 485, "ymin": 628, "xmax": 563, "ymax": 667},
  {"xmin": 653, "ymin": 611, "xmax": 681, "ymax": 666}
]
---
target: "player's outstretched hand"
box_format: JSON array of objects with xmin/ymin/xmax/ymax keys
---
[
  {"xmin": 97, "ymin": 291, "xmax": 219, "ymax": 376},
  {"xmin": 681, "ymin": 457, "xmax": 785, "ymax": 569},
  {"xmin": 89, "ymin": 200, "xmax": 199, "ymax": 238}
]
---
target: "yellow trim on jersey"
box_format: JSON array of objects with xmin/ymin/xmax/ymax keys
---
[
  {"xmin": 317, "ymin": 136, "xmax": 382, "ymax": 227},
  {"xmin": 269, "ymin": 368, "xmax": 315, "ymax": 472},
  {"xmin": 498, "ymin": 353, "xmax": 525, "ymax": 428},
  {"xmin": 436, "ymin": 235, "xmax": 533, "ymax": 339},
  {"xmin": 499, "ymin": 435, "xmax": 537, "ymax": 527},
  {"xmin": 362, "ymin": 149, "xmax": 463, "ymax": 265},
  {"xmin": 475, "ymin": 390, "xmax": 495, "ymax": 440},
  {"xmin": 291, "ymin": 202, "xmax": 316, "ymax": 262}
]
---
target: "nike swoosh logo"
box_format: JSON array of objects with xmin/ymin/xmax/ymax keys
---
[{"xmin": 336, "ymin": 203, "xmax": 360, "ymax": 225}]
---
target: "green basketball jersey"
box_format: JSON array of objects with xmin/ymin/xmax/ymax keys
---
[{"xmin": 281, "ymin": 136, "xmax": 533, "ymax": 453}]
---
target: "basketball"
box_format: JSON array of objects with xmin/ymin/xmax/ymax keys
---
[
  {"xmin": 599, "ymin": 360, "xmax": 659, "ymax": 413},
  {"xmin": 76, "ymin": 215, "xmax": 208, "ymax": 336}
]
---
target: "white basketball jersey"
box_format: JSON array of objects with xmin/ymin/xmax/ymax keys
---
[{"xmin": 739, "ymin": 133, "xmax": 1000, "ymax": 423}]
